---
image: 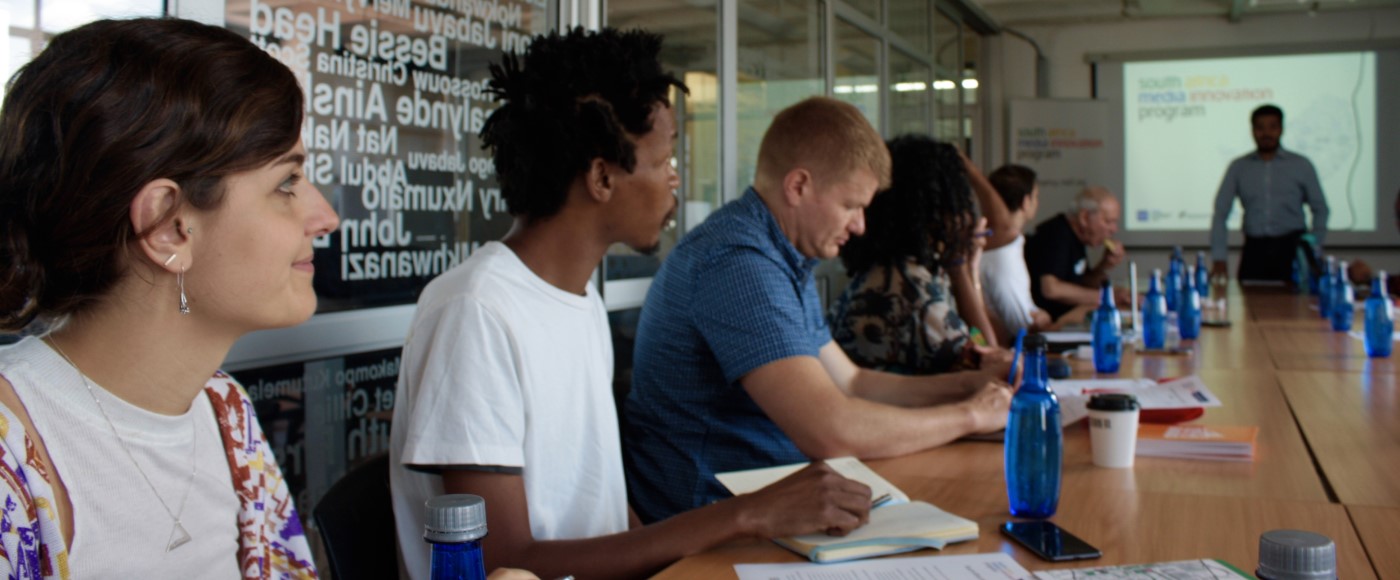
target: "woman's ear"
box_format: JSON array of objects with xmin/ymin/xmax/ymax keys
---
[{"xmin": 130, "ymin": 178, "xmax": 193, "ymax": 272}]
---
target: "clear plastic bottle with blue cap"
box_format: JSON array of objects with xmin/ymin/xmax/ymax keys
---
[
  {"xmin": 1005, "ymin": 334, "xmax": 1061, "ymax": 518},
  {"xmin": 1364, "ymin": 272, "xmax": 1393, "ymax": 358},
  {"xmin": 1143, "ymin": 269, "xmax": 1167, "ymax": 350},
  {"xmin": 426, "ymin": 494, "xmax": 490, "ymax": 580},
  {"xmin": 1330, "ymin": 261, "xmax": 1354, "ymax": 332},
  {"xmin": 1091, "ymin": 280, "xmax": 1122, "ymax": 373}
]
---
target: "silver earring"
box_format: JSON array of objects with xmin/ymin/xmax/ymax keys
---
[
  {"xmin": 186, "ymin": 227, "xmax": 193, "ymax": 234},
  {"xmin": 164, "ymin": 254, "xmax": 177, "ymax": 267},
  {"xmin": 178, "ymin": 267, "xmax": 190, "ymax": 315}
]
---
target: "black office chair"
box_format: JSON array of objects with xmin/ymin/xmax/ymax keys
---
[{"xmin": 312, "ymin": 453, "xmax": 399, "ymax": 580}]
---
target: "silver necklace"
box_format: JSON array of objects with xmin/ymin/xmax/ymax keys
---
[{"xmin": 46, "ymin": 337, "xmax": 198, "ymax": 552}]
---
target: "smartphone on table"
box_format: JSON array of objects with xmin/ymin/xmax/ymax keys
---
[{"xmin": 1001, "ymin": 520, "xmax": 1102, "ymax": 562}]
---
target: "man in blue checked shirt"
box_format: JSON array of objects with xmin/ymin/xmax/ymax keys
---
[
  {"xmin": 1210, "ymin": 104, "xmax": 1329, "ymax": 283},
  {"xmin": 625, "ymin": 97, "xmax": 1015, "ymax": 524}
]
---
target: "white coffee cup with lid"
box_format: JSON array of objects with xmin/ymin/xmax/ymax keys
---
[{"xmin": 1087, "ymin": 393, "xmax": 1141, "ymax": 468}]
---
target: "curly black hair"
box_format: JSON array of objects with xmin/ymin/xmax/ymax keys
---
[
  {"xmin": 839, "ymin": 135, "xmax": 975, "ymax": 277},
  {"xmin": 480, "ymin": 27, "xmax": 688, "ymax": 221}
]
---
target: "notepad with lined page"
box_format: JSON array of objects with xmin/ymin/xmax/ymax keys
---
[{"xmin": 716, "ymin": 457, "xmax": 979, "ymax": 563}]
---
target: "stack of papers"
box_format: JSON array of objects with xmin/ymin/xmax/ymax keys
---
[
  {"xmin": 717, "ymin": 457, "xmax": 979, "ymax": 563},
  {"xmin": 965, "ymin": 377, "xmax": 1223, "ymax": 443},
  {"xmin": 1135, "ymin": 424, "xmax": 1258, "ymax": 461}
]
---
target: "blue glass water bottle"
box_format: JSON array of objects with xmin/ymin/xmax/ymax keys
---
[
  {"xmin": 1165, "ymin": 248, "xmax": 1183, "ymax": 312},
  {"xmin": 1179, "ymin": 265, "xmax": 1202, "ymax": 340},
  {"xmin": 1092, "ymin": 280, "xmax": 1122, "ymax": 373},
  {"xmin": 1195, "ymin": 251, "xmax": 1210, "ymax": 300},
  {"xmin": 1006, "ymin": 334, "xmax": 1061, "ymax": 518},
  {"xmin": 1330, "ymin": 261, "xmax": 1354, "ymax": 332},
  {"xmin": 1143, "ymin": 269, "xmax": 1167, "ymax": 350},
  {"xmin": 1365, "ymin": 272, "xmax": 1394, "ymax": 358},
  {"xmin": 1319, "ymin": 256, "xmax": 1336, "ymax": 319},
  {"xmin": 426, "ymin": 495, "xmax": 489, "ymax": 580}
]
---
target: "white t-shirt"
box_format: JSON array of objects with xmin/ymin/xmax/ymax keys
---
[
  {"xmin": 980, "ymin": 235, "xmax": 1040, "ymax": 334},
  {"xmin": 389, "ymin": 242, "xmax": 629, "ymax": 579},
  {"xmin": 0, "ymin": 337, "xmax": 241, "ymax": 579}
]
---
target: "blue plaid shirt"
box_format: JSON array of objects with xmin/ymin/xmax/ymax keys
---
[
  {"xmin": 1210, "ymin": 147, "xmax": 1328, "ymax": 261},
  {"xmin": 625, "ymin": 188, "xmax": 831, "ymax": 523}
]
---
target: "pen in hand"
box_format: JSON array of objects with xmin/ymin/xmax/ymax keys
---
[
  {"xmin": 871, "ymin": 493, "xmax": 894, "ymax": 508},
  {"xmin": 1008, "ymin": 328, "xmax": 1027, "ymax": 385}
]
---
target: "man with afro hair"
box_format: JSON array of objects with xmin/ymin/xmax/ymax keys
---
[{"xmin": 389, "ymin": 28, "xmax": 872, "ymax": 579}]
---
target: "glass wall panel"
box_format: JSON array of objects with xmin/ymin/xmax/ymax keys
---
[
  {"xmin": 888, "ymin": 48, "xmax": 930, "ymax": 137},
  {"xmin": 5, "ymin": 0, "xmax": 36, "ymax": 28},
  {"xmin": 4, "ymin": 0, "xmax": 160, "ymax": 106},
  {"xmin": 736, "ymin": 0, "xmax": 824, "ymax": 192},
  {"xmin": 40, "ymin": 0, "xmax": 158, "ymax": 33},
  {"xmin": 932, "ymin": 8, "xmax": 960, "ymax": 141},
  {"xmin": 843, "ymin": 0, "xmax": 879, "ymax": 23},
  {"xmin": 961, "ymin": 21, "xmax": 979, "ymax": 153},
  {"xmin": 888, "ymin": 0, "xmax": 929, "ymax": 52},
  {"xmin": 5, "ymin": 37, "xmax": 28, "ymax": 97},
  {"xmin": 607, "ymin": 0, "xmax": 719, "ymax": 273},
  {"xmin": 225, "ymin": 0, "xmax": 551, "ymax": 313},
  {"xmin": 833, "ymin": 18, "xmax": 879, "ymax": 130}
]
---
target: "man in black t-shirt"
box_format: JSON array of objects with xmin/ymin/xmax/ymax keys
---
[{"xmin": 1025, "ymin": 186, "xmax": 1129, "ymax": 320}]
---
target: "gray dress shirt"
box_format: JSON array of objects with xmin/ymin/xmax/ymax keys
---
[{"xmin": 1210, "ymin": 148, "xmax": 1328, "ymax": 261}]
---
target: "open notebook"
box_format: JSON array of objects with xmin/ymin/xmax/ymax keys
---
[{"xmin": 716, "ymin": 457, "xmax": 979, "ymax": 563}]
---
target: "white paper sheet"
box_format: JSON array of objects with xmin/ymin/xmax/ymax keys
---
[
  {"xmin": 734, "ymin": 553, "xmax": 1033, "ymax": 580},
  {"xmin": 1033, "ymin": 558, "xmax": 1251, "ymax": 579},
  {"xmin": 716, "ymin": 457, "xmax": 908, "ymax": 505},
  {"xmin": 1050, "ymin": 376, "xmax": 1222, "ymax": 410}
]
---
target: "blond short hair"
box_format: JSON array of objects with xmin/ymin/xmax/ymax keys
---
[{"xmin": 755, "ymin": 97, "xmax": 892, "ymax": 192}]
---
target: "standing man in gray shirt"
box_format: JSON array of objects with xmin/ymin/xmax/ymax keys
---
[{"xmin": 1210, "ymin": 104, "xmax": 1328, "ymax": 283}]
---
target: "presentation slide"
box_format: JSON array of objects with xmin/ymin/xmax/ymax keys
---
[{"xmin": 1123, "ymin": 52, "xmax": 1376, "ymax": 233}]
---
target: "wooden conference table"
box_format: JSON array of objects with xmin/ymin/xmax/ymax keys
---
[{"xmin": 655, "ymin": 284, "xmax": 1396, "ymax": 578}]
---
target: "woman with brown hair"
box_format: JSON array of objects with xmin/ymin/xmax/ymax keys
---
[{"xmin": 0, "ymin": 18, "xmax": 337, "ymax": 578}]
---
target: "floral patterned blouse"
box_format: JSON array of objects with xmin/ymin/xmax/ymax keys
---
[
  {"xmin": 0, "ymin": 372, "xmax": 317, "ymax": 579},
  {"xmin": 830, "ymin": 258, "xmax": 972, "ymax": 375}
]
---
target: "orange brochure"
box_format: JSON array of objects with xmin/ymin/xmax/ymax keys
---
[{"xmin": 1136, "ymin": 424, "xmax": 1259, "ymax": 462}]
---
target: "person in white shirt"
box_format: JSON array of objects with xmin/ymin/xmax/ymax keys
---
[
  {"xmin": 0, "ymin": 18, "xmax": 335, "ymax": 578},
  {"xmin": 962, "ymin": 157, "xmax": 1053, "ymax": 344},
  {"xmin": 389, "ymin": 27, "xmax": 873, "ymax": 580}
]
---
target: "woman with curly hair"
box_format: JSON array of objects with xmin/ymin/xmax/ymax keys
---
[{"xmin": 830, "ymin": 135, "xmax": 1003, "ymax": 375}]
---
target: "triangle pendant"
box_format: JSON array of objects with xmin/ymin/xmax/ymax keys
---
[{"xmin": 167, "ymin": 521, "xmax": 192, "ymax": 552}]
